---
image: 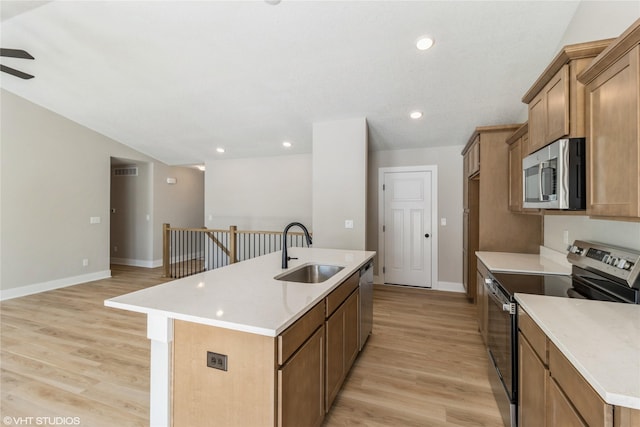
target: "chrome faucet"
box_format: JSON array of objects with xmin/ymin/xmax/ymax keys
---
[{"xmin": 281, "ymin": 222, "xmax": 312, "ymax": 269}]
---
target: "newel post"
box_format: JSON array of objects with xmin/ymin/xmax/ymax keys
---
[
  {"xmin": 162, "ymin": 223, "xmax": 170, "ymax": 277},
  {"xmin": 229, "ymin": 225, "xmax": 237, "ymax": 264}
]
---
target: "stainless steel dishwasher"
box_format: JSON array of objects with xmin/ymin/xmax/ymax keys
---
[{"xmin": 359, "ymin": 260, "xmax": 373, "ymax": 350}]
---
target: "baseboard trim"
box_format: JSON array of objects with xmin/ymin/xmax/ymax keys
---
[
  {"xmin": 111, "ymin": 258, "xmax": 163, "ymax": 268},
  {"xmin": 0, "ymin": 270, "xmax": 112, "ymax": 301},
  {"xmin": 436, "ymin": 281, "xmax": 465, "ymax": 293}
]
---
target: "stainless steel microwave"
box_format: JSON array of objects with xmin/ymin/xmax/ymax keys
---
[{"xmin": 522, "ymin": 138, "xmax": 586, "ymax": 210}]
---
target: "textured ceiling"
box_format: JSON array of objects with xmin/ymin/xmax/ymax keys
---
[{"xmin": 1, "ymin": 1, "xmax": 583, "ymax": 165}]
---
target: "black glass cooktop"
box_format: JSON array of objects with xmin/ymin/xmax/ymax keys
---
[
  {"xmin": 492, "ymin": 272, "xmax": 574, "ymax": 299},
  {"xmin": 492, "ymin": 269, "xmax": 638, "ymax": 304}
]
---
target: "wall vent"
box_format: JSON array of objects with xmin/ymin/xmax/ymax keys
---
[{"xmin": 113, "ymin": 167, "xmax": 138, "ymax": 177}]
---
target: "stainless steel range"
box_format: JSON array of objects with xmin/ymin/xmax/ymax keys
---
[{"xmin": 483, "ymin": 240, "xmax": 640, "ymax": 427}]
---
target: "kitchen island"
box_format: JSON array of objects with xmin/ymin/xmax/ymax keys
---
[{"xmin": 105, "ymin": 248, "xmax": 375, "ymax": 427}]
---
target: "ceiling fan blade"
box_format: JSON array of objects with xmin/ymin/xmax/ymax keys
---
[
  {"xmin": 0, "ymin": 48, "xmax": 34, "ymax": 60},
  {"xmin": 0, "ymin": 64, "xmax": 34, "ymax": 79}
]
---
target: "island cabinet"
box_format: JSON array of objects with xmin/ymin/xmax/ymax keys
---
[
  {"xmin": 518, "ymin": 307, "xmax": 640, "ymax": 427},
  {"xmin": 577, "ymin": 19, "xmax": 640, "ymax": 219},
  {"xmin": 325, "ymin": 271, "xmax": 359, "ymax": 410},
  {"xmin": 171, "ymin": 272, "xmax": 361, "ymax": 427},
  {"xmin": 522, "ymin": 39, "xmax": 612, "ymax": 156}
]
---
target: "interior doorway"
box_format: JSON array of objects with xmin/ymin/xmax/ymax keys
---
[{"xmin": 378, "ymin": 166, "xmax": 438, "ymax": 288}]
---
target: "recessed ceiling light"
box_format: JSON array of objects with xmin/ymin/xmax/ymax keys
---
[
  {"xmin": 416, "ymin": 37, "xmax": 434, "ymax": 51},
  {"xmin": 410, "ymin": 111, "xmax": 423, "ymax": 119},
  {"xmin": 282, "ymin": 141, "xmax": 292, "ymax": 148},
  {"xmin": 216, "ymin": 147, "xmax": 225, "ymax": 153}
]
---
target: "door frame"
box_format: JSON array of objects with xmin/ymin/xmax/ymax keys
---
[{"xmin": 378, "ymin": 165, "xmax": 438, "ymax": 288}]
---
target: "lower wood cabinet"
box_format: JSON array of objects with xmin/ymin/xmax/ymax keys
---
[
  {"xmin": 518, "ymin": 331, "xmax": 547, "ymax": 427},
  {"xmin": 518, "ymin": 307, "xmax": 640, "ymax": 427},
  {"xmin": 325, "ymin": 281, "xmax": 359, "ymax": 410},
  {"xmin": 547, "ymin": 377, "xmax": 588, "ymax": 427},
  {"xmin": 172, "ymin": 270, "xmax": 362, "ymax": 427},
  {"xmin": 278, "ymin": 326, "xmax": 325, "ymax": 427}
]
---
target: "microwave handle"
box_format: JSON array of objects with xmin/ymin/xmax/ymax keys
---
[{"xmin": 538, "ymin": 162, "xmax": 544, "ymax": 201}]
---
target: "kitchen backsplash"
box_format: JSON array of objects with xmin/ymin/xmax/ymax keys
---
[{"xmin": 544, "ymin": 216, "xmax": 640, "ymax": 253}]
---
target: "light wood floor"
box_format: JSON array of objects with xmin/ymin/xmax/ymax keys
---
[{"xmin": 1, "ymin": 266, "xmax": 502, "ymax": 426}]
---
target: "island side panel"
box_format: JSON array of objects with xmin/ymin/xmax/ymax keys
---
[{"xmin": 172, "ymin": 320, "xmax": 277, "ymax": 427}]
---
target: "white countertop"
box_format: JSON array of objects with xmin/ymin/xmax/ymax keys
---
[
  {"xmin": 105, "ymin": 248, "xmax": 375, "ymax": 337},
  {"xmin": 476, "ymin": 246, "xmax": 571, "ymax": 275},
  {"xmin": 515, "ymin": 293, "xmax": 640, "ymax": 409}
]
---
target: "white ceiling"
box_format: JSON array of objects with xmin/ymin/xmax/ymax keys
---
[{"xmin": 1, "ymin": 1, "xmax": 583, "ymax": 165}]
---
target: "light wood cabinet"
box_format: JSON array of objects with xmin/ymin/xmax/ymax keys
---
[
  {"xmin": 522, "ymin": 39, "xmax": 612, "ymax": 155},
  {"xmin": 578, "ymin": 19, "xmax": 640, "ymax": 219},
  {"xmin": 461, "ymin": 125, "xmax": 542, "ymax": 303},
  {"xmin": 278, "ymin": 326, "xmax": 325, "ymax": 427},
  {"xmin": 518, "ymin": 309, "xmax": 548, "ymax": 427},
  {"xmin": 325, "ymin": 273, "xmax": 359, "ymax": 410},
  {"xmin": 518, "ymin": 307, "xmax": 640, "ymax": 427},
  {"xmin": 172, "ymin": 269, "xmax": 363, "ymax": 427},
  {"xmin": 466, "ymin": 136, "xmax": 480, "ymax": 177},
  {"xmin": 507, "ymin": 124, "xmax": 541, "ymax": 215}
]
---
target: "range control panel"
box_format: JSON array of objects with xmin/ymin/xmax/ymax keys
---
[{"xmin": 568, "ymin": 240, "xmax": 640, "ymax": 287}]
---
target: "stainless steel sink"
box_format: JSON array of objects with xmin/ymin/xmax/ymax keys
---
[{"xmin": 274, "ymin": 263, "xmax": 344, "ymax": 284}]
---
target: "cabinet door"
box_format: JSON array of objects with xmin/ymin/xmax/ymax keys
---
[
  {"xmin": 586, "ymin": 45, "xmax": 640, "ymax": 218},
  {"xmin": 545, "ymin": 65, "xmax": 570, "ymax": 143},
  {"xmin": 508, "ymin": 137, "xmax": 523, "ymax": 212},
  {"xmin": 528, "ymin": 92, "xmax": 547, "ymax": 154},
  {"xmin": 547, "ymin": 378, "xmax": 587, "ymax": 427},
  {"xmin": 343, "ymin": 290, "xmax": 359, "ymax": 373},
  {"xmin": 325, "ymin": 290, "xmax": 359, "ymax": 410},
  {"xmin": 468, "ymin": 138, "xmax": 480, "ymax": 176},
  {"xmin": 528, "ymin": 65, "xmax": 570, "ymax": 154},
  {"xmin": 325, "ymin": 303, "xmax": 344, "ymax": 410},
  {"xmin": 519, "ymin": 332, "xmax": 547, "ymax": 427},
  {"xmin": 278, "ymin": 326, "xmax": 325, "ymax": 427}
]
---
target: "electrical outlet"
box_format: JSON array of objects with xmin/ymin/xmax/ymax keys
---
[
  {"xmin": 440, "ymin": 218, "xmax": 447, "ymax": 226},
  {"xmin": 345, "ymin": 220, "xmax": 354, "ymax": 229},
  {"xmin": 82, "ymin": 258, "xmax": 89, "ymax": 267},
  {"xmin": 89, "ymin": 216, "xmax": 101, "ymax": 224},
  {"xmin": 207, "ymin": 351, "xmax": 228, "ymax": 371}
]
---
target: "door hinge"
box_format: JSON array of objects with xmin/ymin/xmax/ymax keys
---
[
  {"xmin": 383, "ymin": 184, "xmax": 385, "ymax": 191},
  {"xmin": 383, "ymin": 225, "xmax": 385, "ymax": 232},
  {"xmin": 383, "ymin": 266, "xmax": 385, "ymax": 273}
]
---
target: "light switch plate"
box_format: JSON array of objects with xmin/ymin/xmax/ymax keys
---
[{"xmin": 345, "ymin": 220, "xmax": 354, "ymax": 229}]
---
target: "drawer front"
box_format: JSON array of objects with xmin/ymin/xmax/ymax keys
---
[
  {"xmin": 549, "ymin": 342, "xmax": 613, "ymax": 427},
  {"xmin": 518, "ymin": 308, "xmax": 548, "ymax": 364},
  {"xmin": 325, "ymin": 272, "xmax": 359, "ymax": 318},
  {"xmin": 278, "ymin": 300, "xmax": 325, "ymax": 365}
]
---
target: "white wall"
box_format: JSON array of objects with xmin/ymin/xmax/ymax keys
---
[
  {"xmin": 542, "ymin": 2, "xmax": 640, "ymax": 254},
  {"xmin": 0, "ymin": 89, "xmax": 203, "ymax": 298},
  {"xmin": 312, "ymin": 118, "xmax": 367, "ymax": 250},
  {"xmin": 369, "ymin": 145, "xmax": 463, "ymax": 286},
  {"xmin": 204, "ymin": 154, "xmax": 312, "ymax": 231}
]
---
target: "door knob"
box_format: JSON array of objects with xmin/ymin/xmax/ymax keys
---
[{"xmin": 425, "ymin": 233, "xmax": 430, "ymax": 238}]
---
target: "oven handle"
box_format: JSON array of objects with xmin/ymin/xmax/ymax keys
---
[{"xmin": 487, "ymin": 282, "xmax": 516, "ymax": 314}]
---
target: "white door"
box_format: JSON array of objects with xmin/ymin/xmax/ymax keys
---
[{"xmin": 383, "ymin": 170, "xmax": 433, "ymax": 287}]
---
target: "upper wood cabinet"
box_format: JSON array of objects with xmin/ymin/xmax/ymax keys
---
[
  {"xmin": 522, "ymin": 39, "xmax": 613, "ymax": 155},
  {"xmin": 466, "ymin": 136, "xmax": 480, "ymax": 177},
  {"xmin": 578, "ymin": 19, "xmax": 640, "ymax": 219}
]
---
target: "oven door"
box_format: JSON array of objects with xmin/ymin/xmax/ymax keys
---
[{"xmin": 486, "ymin": 280, "xmax": 517, "ymax": 427}]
